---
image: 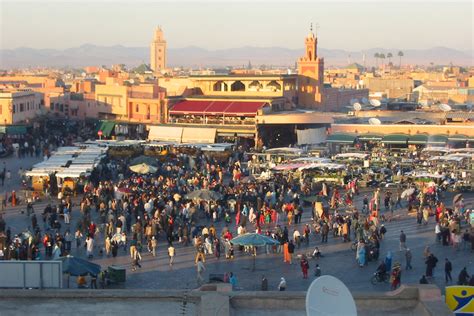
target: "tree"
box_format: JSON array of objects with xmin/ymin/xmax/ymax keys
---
[
  {"xmin": 374, "ymin": 53, "xmax": 380, "ymax": 67},
  {"xmin": 379, "ymin": 53, "xmax": 386, "ymax": 66},
  {"xmin": 398, "ymin": 51, "xmax": 404, "ymax": 68},
  {"xmin": 387, "ymin": 53, "xmax": 393, "ymax": 64}
]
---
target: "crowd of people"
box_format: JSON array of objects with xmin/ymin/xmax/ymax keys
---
[{"xmin": 0, "ymin": 139, "xmax": 473, "ymax": 292}]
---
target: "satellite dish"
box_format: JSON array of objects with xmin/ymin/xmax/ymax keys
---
[
  {"xmin": 353, "ymin": 102, "xmax": 362, "ymax": 111},
  {"xmin": 361, "ymin": 97, "xmax": 369, "ymax": 105},
  {"xmin": 306, "ymin": 275, "xmax": 357, "ymax": 316},
  {"xmin": 369, "ymin": 118, "xmax": 382, "ymax": 125},
  {"xmin": 369, "ymin": 99, "xmax": 381, "ymax": 107},
  {"xmin": 439, "ymin": 104, "xmax": 452, "ymax": 112},
  {"xmin": 350, "ymin": 98, "xmax": 359, "ymax": 106}
]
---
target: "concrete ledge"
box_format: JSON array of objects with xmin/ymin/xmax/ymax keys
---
[
  {"xmin": 0, "ymin": 289, "xmax": 201, "ymax": 303},
  {"xmin": 0, "ymin": 285, "xmax": 452, "ymax": 316}
]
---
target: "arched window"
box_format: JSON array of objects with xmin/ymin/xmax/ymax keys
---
[
  {"xmin": 248, "ymin": 81, "xmax": 262, "ymax": 91},
  {"xmin": 266, "ymin": 80, "xmax": 282, "ymax": 92},
  {"xmin": 213, "ymin": 81, "xmax": 228, "ymax": 91},
  {"xmin": 231, "ymin": 81, "xmax": 245, "ymax": 91}
]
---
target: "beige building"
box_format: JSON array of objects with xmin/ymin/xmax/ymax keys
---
[
  {"xmin": 150, "ymin": 27, "xmax": 167, "ymax": 73},
  {"xmin": 364, "ymin": 78, "xmax": 414, "ymax": 99},
  {"xmin": 95, "ymin": 82, "xmax": 167, "ymax": 123},
  {"xmin": 0, "ymin": 89, "xmax": 43, "ymax": 125}
]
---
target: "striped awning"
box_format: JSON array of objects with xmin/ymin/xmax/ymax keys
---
[
  {"xmin": 448, "ymin": 134, "xmax": 469, "ymax": 142},
  {"xmin": 408, "ymin": 134, "xmax": 428, "ymax": 145},
  {"xmin": 427, "ymin": 134, "xmax": 448, "ymax": 145},
  {"xmin": 358, "ymin": 133, "xmax": 383, "ymax": 141},
  {"xmin": 381, "ymin": 134, "xmax": 409, "ymax": 144},
  {"xmin": 326, "ymin": 133, "xmax": 356, "ymax": 144}
]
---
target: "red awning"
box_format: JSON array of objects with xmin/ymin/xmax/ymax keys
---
[
  {"xmin": 224, "ymin": 101, "xmax": 266, "ymax": 116},
  {"xmin": 170, "ymin": 100, "xmax": 267, "ymax": 117},
  {"xmin": 169, "ymin": 100, "xmax": 211, "ymax": 115},
  {"xmin": 205, "ymin": 101, "xmax": 232, "ymax": 115}
]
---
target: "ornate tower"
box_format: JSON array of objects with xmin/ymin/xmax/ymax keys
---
[
  {"xmin": 150, "ymin": 26, "xmax": 167, "ymax": 73},
  {"xmin": 297, "ymin": 25, "xmax": 325, "ymax": 108}
]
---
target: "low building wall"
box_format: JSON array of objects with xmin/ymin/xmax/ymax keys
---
[
  {"xmin": 332, "ymin": 123, "xmax": 474, "ymax": 137},
  {"xmin": 0, "ymin": 285, "xmax": 451, "ymax": 316}
]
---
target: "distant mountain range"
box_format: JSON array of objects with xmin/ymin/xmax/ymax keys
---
[{"xmin": 0, "ymin": 44, "xmax": 472, "ymax": 69}]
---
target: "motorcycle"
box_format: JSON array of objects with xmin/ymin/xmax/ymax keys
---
[
  {"xmin": 371, "ymin": 271, "xmax": 389, "ymax": 285},
  {"xmin": 367, "ymin": 245, "xmax": 379, "ymax": 262}
]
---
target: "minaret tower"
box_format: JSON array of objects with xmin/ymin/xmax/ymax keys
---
[{"xmin": 150, "ymin": 26, "xmax": 167, "ymax": 73}]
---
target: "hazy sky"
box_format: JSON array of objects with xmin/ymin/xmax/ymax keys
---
[{"xmin": 1, "ymin": 0, "xmax": 472, "ymax": 51}]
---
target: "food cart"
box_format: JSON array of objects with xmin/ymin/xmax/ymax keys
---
[
  {"xmin": 143, "ymin": 141, "xmax": 175, "ymax": 159},
  {"xmin": 199, "ymin": 143, "xmax": 234, "ymax": 163},
  {"xmin": 107, "ymin": 140, "xmax": 144, "ymax": 158}
]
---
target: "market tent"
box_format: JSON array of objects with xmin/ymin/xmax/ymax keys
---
[
  {"xmin": 427, "ymin": 134, "xmax": 448, "ymax": 146},
  {"xmin": 381, "ymin": 134, "xmax": 409, "ymax": 145},
  {"xmin": 185, "ymin": 189, "xmax": 222, "ymax": 201},
  {"xmin": 181, "ymin": 127, "xmax": 216, "ymax": 144},
  {"xmin": 0, "ymin": 125, "xmax": 28, "ymax": 135},
  {"xmin": 448, "ymin": 134, "xmax": 469, "ymax": 142},
  {"xmin": 129, "ymin": 163, "xmax": 158, "ymax": 174},
  {"xmin": 60, "ymin": 255, "xmax": 101, "ymax": 276},
  {"xmin": 130, "ymin": 155, "xmax": 158, "ymax": 166},
  {"xmin": 358, "ymin": 133, "xmax": 383, "ymax": 141},
  {"xmin": 147, "ymin": 126, "xmax": 183, "ymax": 142},
  {"xmin": 230, "ymin": 233, "xmax": 280, "ymax": 271},
  {"xmin": 326, "ymin": 133, "xmax": 357, "ymax": 144},
  {"xmin": 98, "ymin": 121, "xmax": 115, "ymax": 137},
  {"xmin": 408, "ymin": 134, "xmax": 428, "ymax": 145}
]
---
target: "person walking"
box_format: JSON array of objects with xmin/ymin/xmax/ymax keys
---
[
  {"xmin": 151, "ymin": 236, "xmax": 157, "ymax": 257},
  {"xmin": 196, "ymin": 257, "xmax": 206, "ymax": 286},
  {"xmin": 390, "ymin": 263, "xmax": 402, "ymax": 290},
  {"xmin": 168, "ymin": 243, "xmax": 175, "ymax": 268},
  {"xmin": 132, "ymin": 248, "xmax": 142, "ymax": 272},
  {"xmin": 399, "ymin": 230, "xmax": 406, "ymax": 251},
  {"xmin": 425, "ymin": 253, "xmax": 438, "ymax": 278},
  {"xmin": 300, "ymin": 255, "xmax": 309, "ymax": 279},
  {"xmin": 405, "ymin": 248, "xmax": 413, "ymax": 270},
  {"xmin": 85, "ymin": 236, "xmax": 94, "ymax": 259},
  {"xmin": 283, "ymin": 242, "xmax": 291, "ymax": 264},
  {"xmin": 444, "ymin": 258, "xmax": 453, "ymax": 283}
]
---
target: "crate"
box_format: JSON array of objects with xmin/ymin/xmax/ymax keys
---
[{"xmin": 108, "ymin": 265, "xmax": 126, "ymax": 283}]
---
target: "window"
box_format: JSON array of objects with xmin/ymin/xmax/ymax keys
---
[
  {"xmin": 0, "ymin": 105, "xmax": 2, "ymax": 114},
  {"xmin": 20, "ymin": 103, "xmax": 24, "ymax": 112},
  {"xmin": 135, "ymin": 104, "xmax": 139, "ymax": 112}
]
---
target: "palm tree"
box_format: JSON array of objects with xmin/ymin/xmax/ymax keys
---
[
  {"xmin": 374, "ymin": 53, "xmax": 380, "ymax": 67},
  {"xmin": 398, "ymin": 51, "xmax": 404, "ymax": 68},
  {"xmin": 387, "ymin": 53, "xmax": 393, "ymax": 65},
  {"xmin": 379, "ymin": 53, "xmax": 386, "ymax": 67}
]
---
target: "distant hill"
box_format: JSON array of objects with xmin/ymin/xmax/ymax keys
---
[{"xmin": 0, "ymin": 44, "xmax": 472, "ymax": 69}]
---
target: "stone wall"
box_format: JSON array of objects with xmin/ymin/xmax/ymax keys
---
[{"xmin": 0, "ymin": 285, "xmax": 451, "ymax": 316}]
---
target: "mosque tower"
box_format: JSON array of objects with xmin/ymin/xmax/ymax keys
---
[{"xmin": 150, "ymin": 26, "xmax": 167, "ymax": 73}]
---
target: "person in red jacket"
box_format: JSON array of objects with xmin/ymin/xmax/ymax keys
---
[{"xmin": 300, "ymin": 255, "xmax": 310, "ymax": 279}]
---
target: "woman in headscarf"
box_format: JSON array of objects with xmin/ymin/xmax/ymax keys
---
[
  {"xmin": 356, "ymin": 239, "xmax": 366, "ymax": 267},
  {"xmin": 384, "ymin": 251, "xmax": 393, "ymax": 272}
]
